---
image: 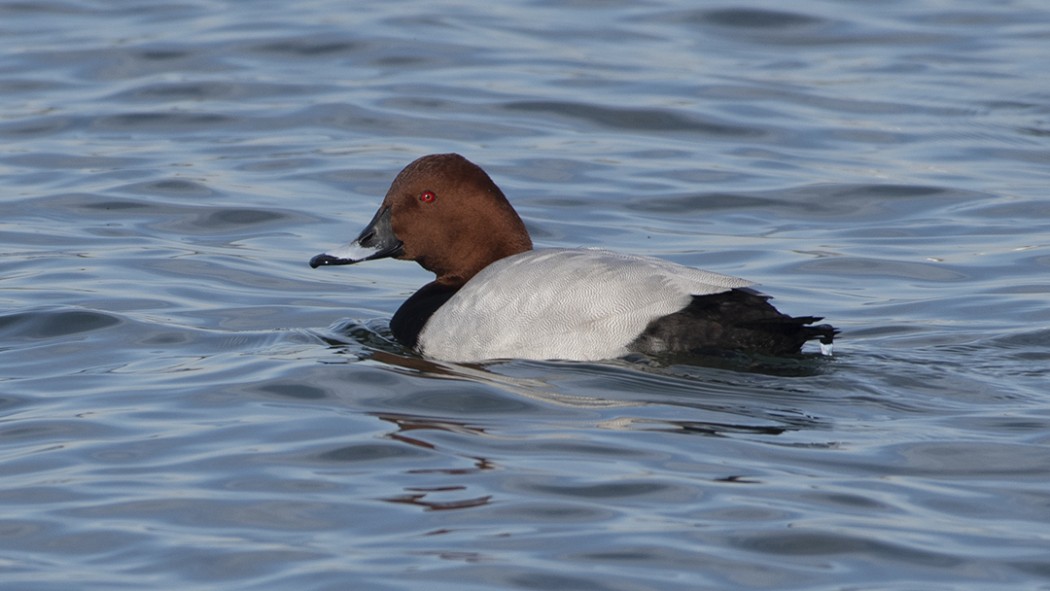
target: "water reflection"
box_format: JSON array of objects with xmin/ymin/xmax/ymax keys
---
[{"xmin": 382, "ymin": 489, "xmax": 493, "ymax": 512}]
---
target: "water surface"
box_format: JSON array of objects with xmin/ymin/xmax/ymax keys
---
[{"xmin": 2, "ymin": 1, "xmax": 1049, "ymax": 589}]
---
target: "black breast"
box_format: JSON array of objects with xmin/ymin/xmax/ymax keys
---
[{"xmin": 389, "ymin": 282, "xmax": 460, "ymax": 349}]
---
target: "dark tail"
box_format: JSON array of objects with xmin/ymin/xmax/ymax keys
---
[
  {"xmin": 632, "ymin": 289, "xmax": 839, "ymax": 357},
  {"xmin": 803, "ymin": 321, "xmax": 838, "ymax": 346}
]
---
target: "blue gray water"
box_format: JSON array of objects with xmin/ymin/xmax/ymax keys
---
[{"xmin": 2, "ymin": 1, "xmax": 1049, "ymax": 589}]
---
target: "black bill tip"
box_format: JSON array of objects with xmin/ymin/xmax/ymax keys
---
[{"xmin": 309, "ymin": 253, "xmax": 350, "ymax": 268}]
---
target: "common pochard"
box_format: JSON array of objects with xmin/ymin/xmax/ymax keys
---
[{"xmin": 311, "ymin": 153, "xmax": 836, "ymax": 362}]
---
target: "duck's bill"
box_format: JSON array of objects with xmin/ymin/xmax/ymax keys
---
[
  {"xmin": 309, "ymin": 241, "xmax": 396, "ymax": 267},
  {"xmin": 309, "ymin": 206, "xmax": 404, "ymax": 268}
]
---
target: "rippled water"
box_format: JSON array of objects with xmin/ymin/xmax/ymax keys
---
[{"xmin": 3, "ymin": 1, "xmax": 1049, "ymax": 589}]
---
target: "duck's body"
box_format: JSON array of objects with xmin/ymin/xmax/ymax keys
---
[
  {"xmin": 310, "ymin": 153, "xmax": 836, "ymax": 362},
  {"xmin": 400, "ymin": 248, "xmax": 752, "ymax": 362}
]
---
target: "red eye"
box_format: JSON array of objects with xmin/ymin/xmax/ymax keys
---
[{"xmin": 419, "ymin": 190, "xmax": 436, "ymax": 203}]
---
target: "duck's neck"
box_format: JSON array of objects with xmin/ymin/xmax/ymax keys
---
[{"xmin": 432, "ymin": 239, "xmax": 532, "ymax": 287}]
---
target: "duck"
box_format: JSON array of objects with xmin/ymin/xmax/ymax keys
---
[{"xmin": 310, "ymin": 153, "xmax": 837, "ymax": 363}]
